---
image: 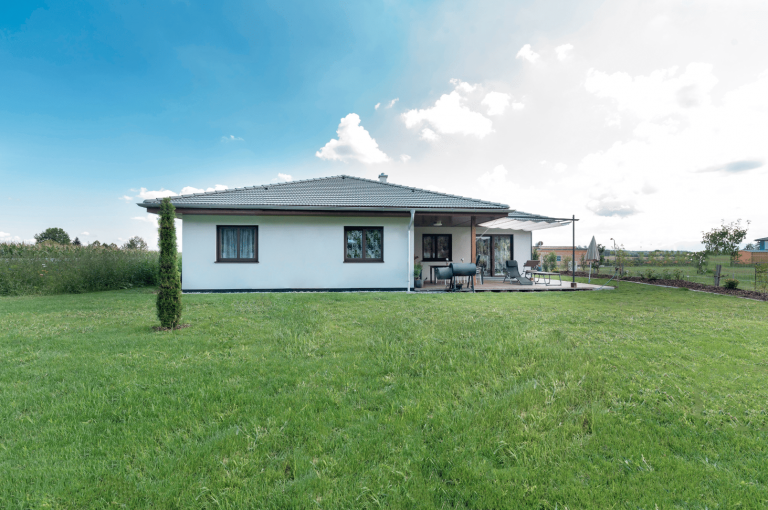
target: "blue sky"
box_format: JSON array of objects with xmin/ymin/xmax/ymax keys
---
[{"xmin": 2, "ymin": 0, "xmax": 767, "ymax": 249}]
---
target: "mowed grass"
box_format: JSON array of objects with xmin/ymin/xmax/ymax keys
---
[{"xmin": 1, "ymin": 282, "xmax": 767, "ymax": 509}]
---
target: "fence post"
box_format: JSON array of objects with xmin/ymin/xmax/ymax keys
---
[{"xmin": 714, "ymin": 264, "xmax": 722, "ymax": 287}]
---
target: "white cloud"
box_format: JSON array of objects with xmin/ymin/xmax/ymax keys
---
[
  {"xmin": 585, "ymin": 63, "xmax": 718, "ymax": 121},
  {"xmin": 641, "ymin": 183, "xmax": 658, "ymax": 194},
  {"xmin": 137, "ymin": 188, "xmax": 178, "ymax": 200},
  {"xmin": 120, "ymin": 195, "xmax": 133, "ymax": 202},
  {"xmin": 315, "ymin": 113, "xmax": 389, "ymax": 164},
  {"xmin": 586, "ymin": 195, "xmax": 639, "ymax": 217},
  {"xmin": 272, "ymin": 173, "xmax": 293, "ymax": 182},
  {"xmin": 81, "ymin": 231, "xmax": 90, "ymax": 236},
  {"xmin": 221, "ymin": 135, "xmax": 244, "ymax": 142},
  {"xmin": 386, "ymin": 98, "xmax": 399, "ymax": 108},
  {"xmin": 511, "ymin": 101, "xmax": 525, "ymax": 110},
  {"xmin": 477, "ymin": 165, "xmax": 509, "ymax": 187},
  {"xmin": 449, "ymin": 78, "xmax": 477, "ymax": 93},
  {"xmin": 554, "ymin": 162, "xmax": 568, "ymax": 172},
  {"xmin": 403, "ymin": 80, "xmax": 494, "ymax": 138},
  {"xmin": 555, "ymin": 43, "xmax": 574, "ymax": 61},
  {"xmin": 132, "ymin": 215, "xmax": 159, "ymax": 225},
  {"xmin": 420, "ymin": 128, "xmax": 439, "ymax": 141},
  {"xmin": 400, "ymin": 154, "xmax": 411, "ymax": 163},
  {"xmin": 481, "ymin": 91, "xmax": 511, "ymax": 115},
  {"xmin": 179, "ymin": 184, "xmax": 228, "ymax": 195},
  {"xmin": 516, "ymin": 44, "xmax": 540, "ymax": 63},
  {"xmin": 0, "ymin": 232, "xmax": 10, "ymax": 238},
  {"xmin": 375, "ymin": 102, "xmax": 381, "ymax": 110}
]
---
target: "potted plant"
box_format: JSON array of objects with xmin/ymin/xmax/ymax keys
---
[{"xmin": 414, "ymin": 263, "xmax": 423, "ymax": 288}]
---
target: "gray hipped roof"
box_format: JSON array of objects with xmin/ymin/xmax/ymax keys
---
[{"xmin": 137, "ymin": 175, "xmax": 510, "ymax": 211}]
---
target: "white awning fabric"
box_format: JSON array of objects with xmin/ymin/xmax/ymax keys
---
[{"xmin": 477, "ymin": 212, "xmax": 572, "ymax": 232}]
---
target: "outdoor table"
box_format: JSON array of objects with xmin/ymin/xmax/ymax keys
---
[{"xmin": 530, "ymin": 271, "xmax": 562, "ymax": 286}]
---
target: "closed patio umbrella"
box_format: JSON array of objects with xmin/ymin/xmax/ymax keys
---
[{"xmin": 586, "ymin": 236, "xmax": 599, "ymax": 282}]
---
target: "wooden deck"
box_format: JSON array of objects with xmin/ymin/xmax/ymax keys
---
[{"xmin": 414, "ymin": 277, "xmax": 611, "ymax": 292}]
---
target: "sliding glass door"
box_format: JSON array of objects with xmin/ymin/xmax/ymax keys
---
[{"xmin": 476, "ymin": 235, "xmax": 514, "ymax": 276}]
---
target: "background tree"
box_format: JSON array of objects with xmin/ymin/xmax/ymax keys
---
[
  {"xmin": 543, "ymin": 252, "xmax": 557, "ymax": 272},
  {"xmin": 34, "ymin": 227, "xmax": 71, "ymax": 245},
  {"xmin": 702, "ymin": 219, "xmax": 750, "ymax": 263},
  {"xmin": 156, "ymin": 198, "xmax": 182, "ymax": 328},
  {"xmin": 745, "ymin": 242, "xmax": 755, "ymax": 250},
  {"xmin": 531, "ymin": 246, "xmax": 539, "ymax": 261},
  {"xmin": 122, "ymin": 236, "xmax": 148, "ymax": 251},
  {"xmin": 72, "ymin": 237, "xmax": 82, "ymax": 246}
]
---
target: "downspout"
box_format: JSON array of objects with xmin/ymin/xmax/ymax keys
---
[{"xmin": 407, "ymin": 209, "xmax": 415, "ymax": 292}]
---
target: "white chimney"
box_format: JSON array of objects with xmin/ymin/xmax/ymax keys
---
[{"xmin": 378, "ymin": 173, "xmax": 388, "ymax": 183}]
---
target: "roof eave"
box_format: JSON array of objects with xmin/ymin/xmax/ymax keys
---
[{"xmin": 138, "ymin": 203, "xmax": 511, "ymax": 214}]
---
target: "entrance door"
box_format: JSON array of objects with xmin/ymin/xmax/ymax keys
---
[{"xmin": 493, "ymin": 236, "xmax": 511, "ymax": 276}]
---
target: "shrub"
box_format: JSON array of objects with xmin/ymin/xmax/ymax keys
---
[
  {"xmin": 641, "ymin": 269, "xmax": 658, "ymax": 280},
  {"xmin": 723, "ymin": 278, "xmax": 739, "ymax": 289},
  {"xmin": 414, "ymin": 263, "xmax": 423, "ymax": 280},
  {"xmin": 156, "ymin": 198, "xmax": 183, "ymax": 328},
  {"xmin": 672, "ymin": 269, "xmax": 684, "ymax": 281},
  {"xmin": 661, "ymin": 269, "xmax": 672, "ymax": 280},
  {"xmin": 543, "ymin": 252, "xmax": 557, "ymax": 272},
  {"xmin": 0, "ymin": 242, "xmax": 158, "ymax": 296}
]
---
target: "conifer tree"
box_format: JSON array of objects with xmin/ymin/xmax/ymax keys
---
[{"xmin": 156, "ymin": 198, "xmax": 182, "ymax": 328}]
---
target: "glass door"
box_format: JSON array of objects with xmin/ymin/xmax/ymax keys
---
[
  {"xmin": 475, "ymin": 236, "xmax": 490, "ymax": 272},
  {"xmin": 493, "ymin": 236, "xmax": 511, "ymax": 276}
]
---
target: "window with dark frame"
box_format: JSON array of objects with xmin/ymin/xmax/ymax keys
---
[
  {"xmin": 217, "ymin": 226, "xmax": 258, "ymax": 262},
  {"xmin": 422, "ymin": 234, "xmax": 452, "ymax": 261},
  {"xmin": 344, "ymin": 227, "xmax": 384, "ymax": 262}
]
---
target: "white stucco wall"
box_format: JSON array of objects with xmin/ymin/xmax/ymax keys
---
[{"xmin": 181, "ymin": 215, "xmax": 411, "ymax": 291}]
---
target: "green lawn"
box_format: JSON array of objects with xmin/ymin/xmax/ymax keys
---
[{"xmin": 1, "ymin": 282, "xmax": 767, "ymax": 509}]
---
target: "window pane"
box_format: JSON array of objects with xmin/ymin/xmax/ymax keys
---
[
  {"xmin": 422, "ymin": 235, "xmax": 434, "ymax": 259},
  {"xmin": 365, "ymin": 229, "xmax": 382, "ymax": 259},
  {"xmin": 240, "ymin": 228, "xmax": 255, "ymax": 259},
  {"xmin": 346, "ymin": 229, "xmax": 363, "ymax": 259},
  {"xmin": 437, "ymin": 235, "xmax": 450, "ymax": 259},
  {"xmin": 221, "ymin": 228, "xmax": 238, "ymax": 259}
]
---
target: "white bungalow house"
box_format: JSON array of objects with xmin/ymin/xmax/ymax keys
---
[{"xmin": 137, "ymin": 174, "xmax": 571, "ymax": 292}]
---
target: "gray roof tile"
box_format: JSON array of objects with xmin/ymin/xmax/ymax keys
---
[{"xmin": 138, "ymin": 175, "xmax": 509, "ymax": 210}]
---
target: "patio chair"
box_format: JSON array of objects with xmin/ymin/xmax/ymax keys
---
[
  {"xmin": 523, "ymin": 260, "xmax": 539, "ymax": 278},
  {"xmin": 503, "ymin": 260, "xmax": 533, "ymax": 285},
  {"xmin": 475, "ymin": 254, "xmax": 484, "ymax": 285}
]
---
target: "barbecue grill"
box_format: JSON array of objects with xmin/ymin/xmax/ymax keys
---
[{"xmin": 434, "ymin": 263, "xmax": 477, "ymax": 292}]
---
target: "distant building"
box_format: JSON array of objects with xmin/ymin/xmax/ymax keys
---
[
  {"xmin": 537, "ymin": 246, "xmax": 588, "ymax": 269},
  {"xmin": 737, "ymin": 236, "xmax": 768, "ymax": 264}
]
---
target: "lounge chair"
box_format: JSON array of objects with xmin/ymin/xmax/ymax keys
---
[{"xmin": 503, "ymin": 260, "xmax": 533, "ymax": 285}]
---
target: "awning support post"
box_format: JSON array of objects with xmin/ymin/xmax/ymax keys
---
[{"xmin": 407, "ymin": 209, "xmax": 415, "ymax": 293}]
